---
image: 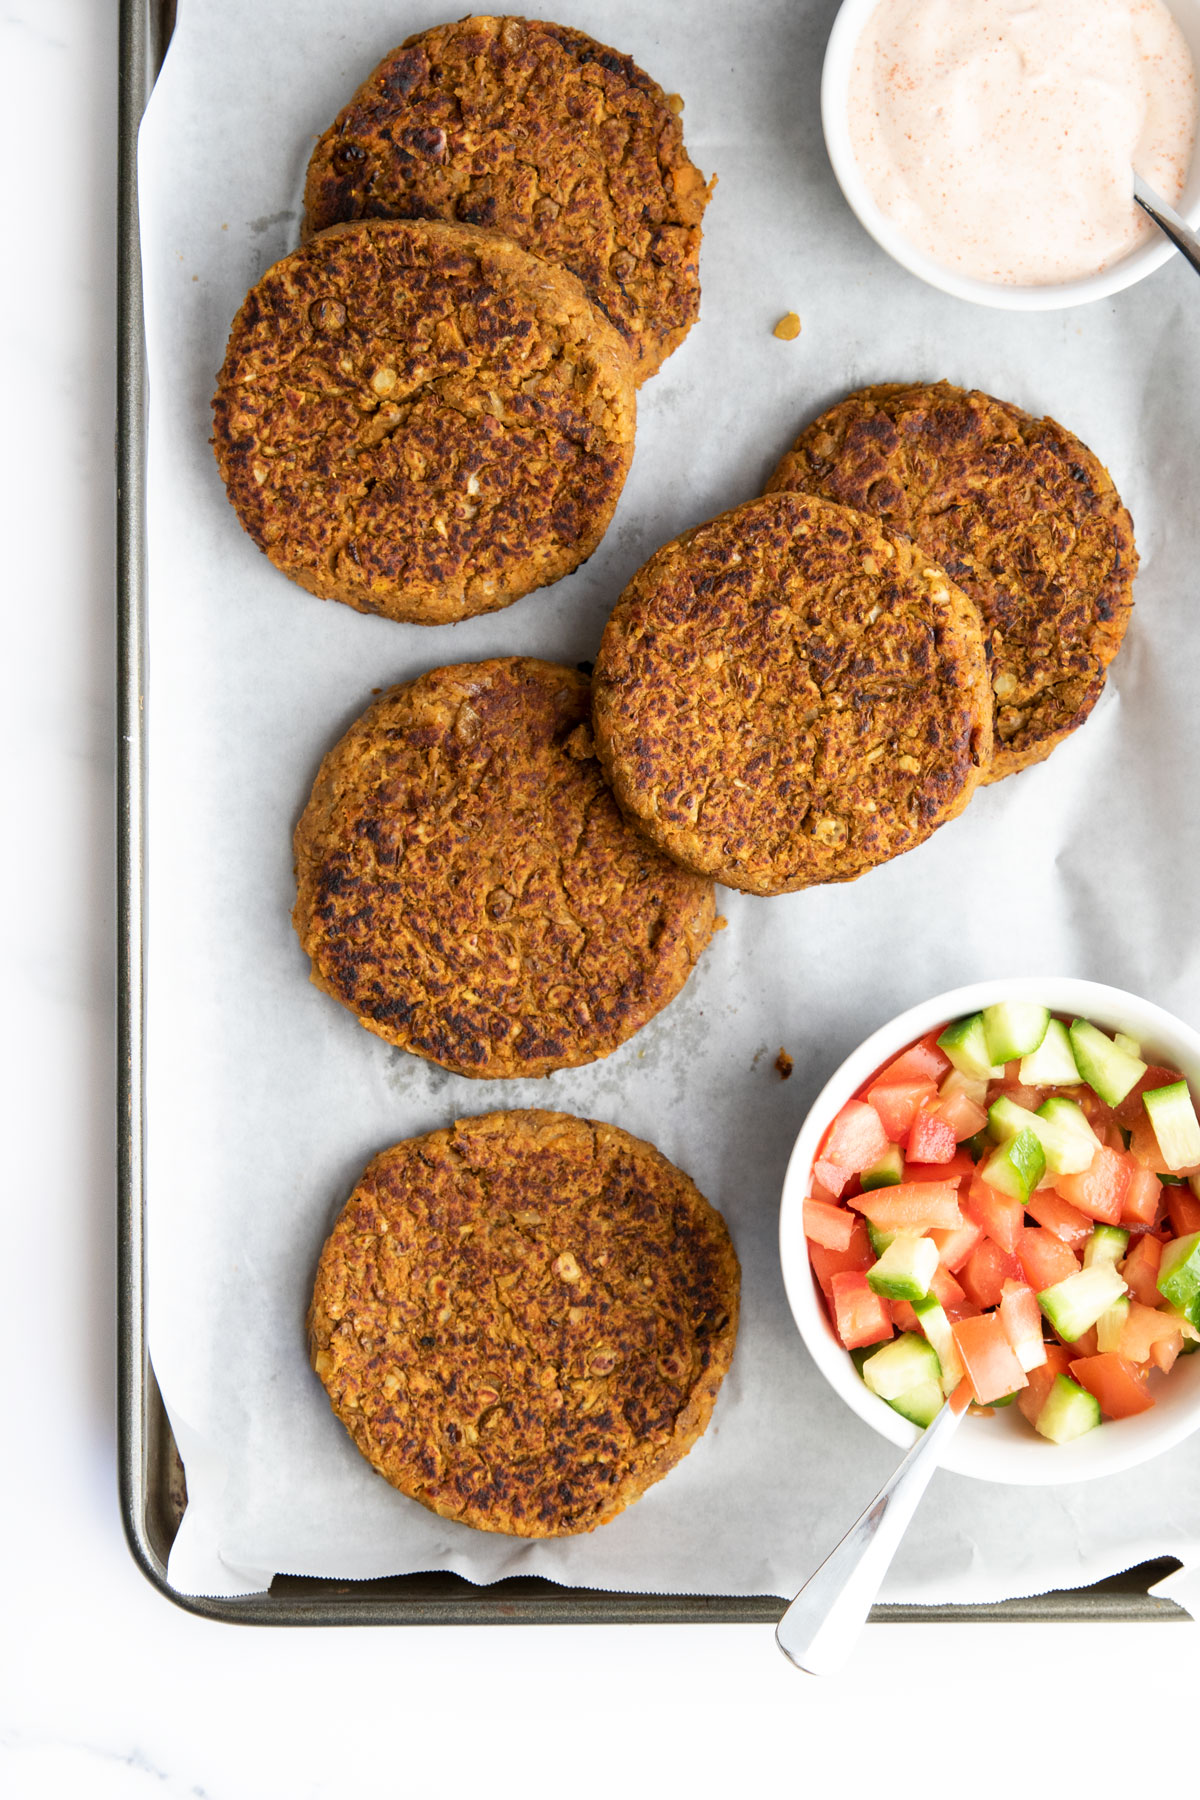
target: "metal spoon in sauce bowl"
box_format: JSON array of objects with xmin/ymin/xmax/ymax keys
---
[
  {"xmin": 775, "ymin": 1379, "xmax": 972, "ymax": 1676},
  {"xmin": 1134, "ymin": 170, "xmax": 1200, "ymax": 276}
]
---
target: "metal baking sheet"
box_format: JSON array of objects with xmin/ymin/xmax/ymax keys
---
[{"xmin": 116, "ymin": 0, "xmax": 1190, "ymax": 1625}]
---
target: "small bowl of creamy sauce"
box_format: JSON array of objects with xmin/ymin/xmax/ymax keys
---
[{"xmin": 823, "ymin": 0, "xmax": 1200, "ymax": 307}]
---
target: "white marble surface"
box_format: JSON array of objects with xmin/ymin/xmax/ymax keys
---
[{"xmin": 3, "ymin": 3, "xmax": 1198, "ymax": 1795}]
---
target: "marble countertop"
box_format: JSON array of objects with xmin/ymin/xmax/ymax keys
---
[{"xmin": 3, "ymin": 4, "xmax": 1195, "ymax": 1794}]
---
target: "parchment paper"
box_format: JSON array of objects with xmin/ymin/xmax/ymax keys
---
[{"xmin": 140, "ymin": 0, "xmax": 1200, "ymax": 1608}]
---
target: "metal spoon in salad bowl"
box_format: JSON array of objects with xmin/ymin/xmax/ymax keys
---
[
  {"xmin": 1133, "ymin": 170, "xmax": 1200, "ymax": 277},
  {"xmin": 776, "ymin": 1379, "xmax": 971, "ymax": 1676}
]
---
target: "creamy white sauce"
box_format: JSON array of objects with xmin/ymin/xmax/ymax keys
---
[{"xmin": 848, "ymin": 0, "xmax": 1198, "ymax": 284}]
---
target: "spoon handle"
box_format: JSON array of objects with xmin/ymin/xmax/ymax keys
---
[
  {"xmin": 1134, "ymin": 171, "xmax": 1200, "ymax": 278},
  {"xmin": 776, "ymin": 1384, "xmax": 968, "ymax": 1676}
]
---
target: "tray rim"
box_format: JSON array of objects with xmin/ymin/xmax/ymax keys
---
[{"xmin": 115, "ymin": 0, "xmax": 1189, "ymax": 1628}]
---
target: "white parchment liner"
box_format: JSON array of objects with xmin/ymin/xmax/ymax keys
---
[{"xmin": 140, "ymin": 0, "xmax": 1200, "ymax": 1608}]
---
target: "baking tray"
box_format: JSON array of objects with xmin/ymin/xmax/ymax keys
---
[{"xmin": 115, "ymin": 0, "xmax": 1189, "ymax": 1626}]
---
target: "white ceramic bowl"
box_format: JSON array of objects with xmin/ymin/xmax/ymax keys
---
[
  {"xmin": 779, "ymin": 977, "xmax": 1200, "ymax": 1483},
  {"xmin": 821, "ymin": 0, "xmax": 1200, "ymax": 310}
]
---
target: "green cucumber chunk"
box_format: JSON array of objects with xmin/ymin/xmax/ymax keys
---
[
  {"xmin": 867, "ymin": 1233, "xmax": 940, "ymax": 1302},
  {"xmin": 938, "ymin": 1012, "xmax": 1005, "ymax": 1080},
  {"xmin": 1068, "ymin": 1020, "xmax": 1147, "ymax": 1107},
  {"xmin": 1115, "ymin": 1033, "xmax": 1142, "ymax": 1060},
  {"xmin": 1035, "ymin": 1375, "xmax": 1101, "ymax": 1444},
  {"xmin": 1082, "ymin": 1225, "xmax": 1130, "ymax": 1269},
  {"xmin": 860, "ymin": 1144, "xmax": 905, "ymax": 1190},
  {"xmin": 1157, "ymin": 1231, "xmax": 1200, "ymax": 1329},
  {"xmin": 862, "ymin": 1332, "xmax": 942, "ymax": 1402},
  {"xmin": 988, "ymin": 1094, "xmax": 1098, "ymax": 1176},
  {"xmin": 912, "ymin": 1292, "xmax": 965, "ymax": 1396},
  {"xmin": 867, "ymin": 1221, "xmax": 897, "ymax": 1257},
  {"xmin": 980, "ymin": 1126, "xmax": 1046, "ymax": 1203},
  {"xmin": 1096, "ymin": 1296, "xmax": 1131, "ymax": 1354},
  {"xmin": 1143, "ymin": 1082, "xmax": 1200, "ymax": 1173},
  {"xmin": 982, "ymin": 1001, "xmax": 1050, "ymax": 1065},
  {"xmin": 888, "ymin": 1380, "xmax": 944, "ymax": 1428},
  {"xmin": 1019, "ymin": 1019, "xmax": 1081, "ymax": 1086},
  {"xmin": 1037, "ymin": 1263, "xmax": 1127, "ymax": 1342},
  {"xmin": 940, "ymin": 1067, "xmax": 989, "ymax": 1107}
]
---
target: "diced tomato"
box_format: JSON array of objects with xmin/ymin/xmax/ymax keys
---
[
  {"xmin": 1017, "ymin": 1343, "xmax": 1073, "ymax": 1425},
  {"xmin": 1128, "ymin": 1114, "xmax": 1200, "ymax": 1179},
  {"xmin": 929, "ymin": 1262, "xmax": 967, "ymax": 1310},
  {"xmin": 999, "ymin": 1281, "xmax": 1047, "ymax": 1371},
  {"xmin": 952, "ymin": 1312, "xmax": 1028, "ymax": 1404},
  {"xmin": 1166, "ymin": 1185, "xmax": 1200, "ymax": 1236},
  {"xmin": 1058, "ymin": 1324, "xmax": 1099, "ymax": 1358},
  {"xmin": 829, "ymin": 1272, "xmax": 894, "ymax": 1350},
  {"xmin": 930, "ymin": 1217, "xmax": 985, "ymax": 1271},
  {"xmin": 1016, "ymin": 1228, "xmax": 1081, "ymax": 1293},
  {"xmin": 1119, "ymin": 1300, "xmax": 1187, "ymax": 1364},
  {"xmin": 823, "ymin": 1101, "xmax": 892, "ymax": 1176},
  {"xmin": 803, "ymin": 1198, "xmax": 856, "ymax": 1251},
  {"xmin": 907, "ymin": 1098, "xmax": 959, "ymax": 1164},
  {"xmin": 937, "ymin": 1090, "xmax": 989, "ymax": 1142},
  {"xmin": 1024, "ymin": 1188, "xmax": 1093, "ymax": 1249},
  {"xmin": 1073, "ymin": 1086, "xmax": 1118, "ymax": 1134},
  {"xmin": 905, "ymin": 1147, "xmax": 975, "ymax": 1184},
  {"xmin": 1120, "ymin": 1234, "xmax": 1163, "ymax": 1307},
  {"xmin": 1151, "ymin": 1335, "xmax": 1184, "ymax": 1375},
  {"xmin": 1068, "ymin": 1354, "xmax": 1155, "ymax": 1419},
  {"xmin": 964, "ymin": 1171, "xmax": 1024, "ymax": 1253},
  {"xmin": 810, "ymin": 1166, "xmax": 845, "ymax": 1205},
  {"xmin": 960, "ymin": 1237, "xmax": 1024, "ymax": 1310},
  {"xmin": 866, "ymin": 1079, "xmax": 938, "ymax": 1143},
  {"xmin": 848, "ymin": 1183, "xmax": 962, "ymax": 1232},
  {"xmin": 1054, "ymin": 1145, "xmax": 1131, "ymax": 1225},
  {"xmin": 1121, "ymin": 1164, "xmax": 1163, "ymax": 1228},
  {"xmin": 809, "ymin": 1216, "xmax": 872, "ymax": 1302},
  {"xmin": 985, "ymin": 1080, "xmax": 1045, "ymax": 1112},
  {"xmin": 891, "ymin": 1299, "xmax": 922, "ymax": 1332},
  {"xmin": 873, "ymin": 1040, "xmax": 950, "ymax": 1087},
  {"xmin": 1114, "ymin": 1066, "xmax": 1187, "ymax": 1129}
]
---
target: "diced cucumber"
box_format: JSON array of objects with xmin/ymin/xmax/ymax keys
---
[
  {"xmin": 938, "ymin": 1012, "xmax": 1006, "ymax": 1080},
  {"xmin": 1082, "ymin": 1225, "xmax": 1130, "ymax": 1269},
  {"xmin": 1035, "ymin": 1375, "xmax": 1102, "ymax": 1444},
  {"xmin": 1037, "ymin": 1263, "xmax": 1127, "ymax": 1342},
  {"xmin": 1115, "ymin": 1033, "xmax": 1142, "ymax": 1060},
  {"xmin": 980, "ymin": 1126, "xmax": 1046, "ymax": 1203},
  {"xmin": 1162, "ymin": 1301, "xmax": 1200, "ymax": 1344},
  {"xmin": 940, "ymin": 1067, "xmax": 989, "ymax": 1107},
  {"xmin": 1019, "ymin": 1017, "xmax": 1081, "ymax": 1087},
  {"xmin": 965, "ymin": 1130, "xmax": 990, "ymax": 1162},
  {"xmin": 1143, "ymin": 1082, "xmax": 1200, "ymax": 1173},
  {"xmin": 1162, "ymin": 1173, "xmax": 1186, "ymax": 1186},
  {"xmin": 1034, "ymin": 1097, "xmax": 1103, "ymax": 1172},
  {"xmin": 888, "ymin": 1381, "xmax": 944, "ymax": 1427},
  {"xmin": 1068, "ymin": 1019, "xmax": 1147, "ymax": 1107},
  {"xmin": 987, "ymin": 1095, "xmax": 1098, "ymax": 1176},
  {"xmin": 982, "ymin": 1001, "xmax": 1050, "ymax": 1065},
  {"xmin": 860, "ymin": 1144, "xmax": 905, "ymax": 1190},
  {"xmin": 1157, "ymin": 1231, "xmax": 1200, "ymax": 1329},
  {"xmin": 867, "ymin": 1221, "xmax": 897, "ymax": 1257},
  {"xmin": 912, "ymin": 1292, "xmax": 965, "ymax": 1396},
  {"xmin": 868, "ymin": 1233, "xmax": 940, "ymax": 1302},
  {"xmin": 861, "ymin": 1332, "xmax": 942, "ymax": 1401},
  {"xmin": 1096, "ymin": 1296, "xmax": 1131, "ymax": 1354},
  {"xmin": 989, "ymin": 1392, "xmax": 1016, "ymax": 1407}
]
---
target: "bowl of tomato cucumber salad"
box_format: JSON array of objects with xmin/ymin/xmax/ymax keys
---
[{"xmin": 779, "ymin": 979, "xmax": 1200, "ymax": 1483}]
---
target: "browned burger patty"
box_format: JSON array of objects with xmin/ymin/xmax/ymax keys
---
[
  {"xmin": 308, "ymin": 1109, "xmax": 740, "ymax": 1537},
  {"xmin": 211, "ymin": 218, "xmax": 636, "ymax": 625},
  {"xmin": 766, "ymin": 381, "xmax": 1137, "ymax": 781},
  {"xmin": 302, "ymin": 14, "xmax": 713, "ymax": 383},
  {"xmin": 292, "ymin": 659, "xmax": 715, "ymax": 1076},
  {"xmin": 592, "ymin": 491, "xmax": 993, "ymax": 894}
]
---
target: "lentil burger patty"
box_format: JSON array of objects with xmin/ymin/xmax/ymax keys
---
[
  {"xmin": 302, "ymin": 14, "xmax": 713, "ymax": 383},
  {"xmin": 212, "ymin": 218, "xmax": 636, "ymax": 624},
  {"xmin": 592, "ymin": 491, "xmax": 993, "ymax": 894},
  {"xmin": 292, "ymin": 659, "xmax": 715, "ymax": 1077},
  {"xmin": 308, "ymin": 1109, "xmax": 741, "ymax": 1537},
  {"xmin": 767, "ymin": 381, "xmax": 1136, "ymax": 780}
]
